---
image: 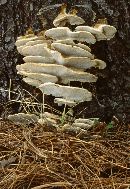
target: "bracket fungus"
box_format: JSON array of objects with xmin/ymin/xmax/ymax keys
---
[
  {"xmin": 39, "ymin": 82, "xmax": 92, "ymax": 102},
  {"xmin": 53, "ymin": 4, "xmax": 85, "ymax": 27},
  {"xmin": 51, "ymin": 42, "xmax": 94, "ymax": 58},
  {"xmin": 13, "ymin": 5, "xmax": 117, "ymax": 128},
  {"xmin": 45, "ymin": 27, "xmax": 96, "ymax": 44}
]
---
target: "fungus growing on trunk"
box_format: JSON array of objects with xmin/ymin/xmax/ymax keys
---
[{"xmin": 11, "ymin": 4, "xmax": 117, "ymax": 129}]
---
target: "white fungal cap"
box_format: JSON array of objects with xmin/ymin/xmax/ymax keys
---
[
  {"xmin": 8, "ymin": 113, "xmax": 38, "ymax": 125},
  {"xmin": 16, "ymin": 63, "xmax": 97, "ymax": 83},
  {"xmin": 21, "ymin": 44, "xmax": 52, "ymax": 57},
  {"xmin": 96, "ymin": 24, "xmax": 117, "ymax": 39},
  {"xmin": 54, "ymin": 98, "xmax": 77, "ymax": 107},
  {"xmin": 15, "ymin": 36, "xmax": 39, "ymax": 47},
  {"xmin": 23, "ymin": 77, "xmax": 42, "ymax": 87},
  {"xmin": 56, "ymin": 40, "xmax": 91, "ymax": 52},
  {"xmin": 45, "ymin": 27, "xmax": 96, "ymax": 43},
  {"xmin": 76, "ymin": 25, "xmax": 117, "ymax": 40},
  {"xmin": 45, "ymin": 27, "xmax": 70, "ymax": 39},
  {"xmin": 17, "ymin": 45, "xmax": 27, "ymax": 55},
  {"xmin": 92, "ymin": 59, "xmax": 106, "ymax": 69},
  {"xmin": 23, "ymin": 56, "xmax": 55, "ymax": 64},
  {"xmin": 76, "ymin": 43, "xmax": 91, "ymax": 52},
  {"xmin": 72, "ymin": 122, "xmax": 93, "ymax": 130},
  {"xmin": 53, "ymin": 5, "xmax": 85, "ymax": 27},
  {"xmin": 56, "ymin": 39, "xmax": 75, "ymax": 45},
  {"xmin": 51, "ymin": 43, "xmax": 94, "ymax": 58},
  {"xmin": 39, "ymin": 82, "xmax": 92, "ymax": 102},
  {"xmin": 17, "ymin": 71, "xmax": 58, "ymax": 84},
  {"xmin": 75, "ymin": 26, "xmax": 107, "ymax": 41},
  {"xmin": 51, "ymin": 50, "xmax": 96, "ymax": 69},
  {"xmin": 25, "ymin": 40, "xmax": 48, "ymax": 46}
]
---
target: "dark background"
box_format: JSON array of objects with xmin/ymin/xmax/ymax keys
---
[{"xmin": 0, "ymin": 0, "xmax": 130, "ymax": 123}]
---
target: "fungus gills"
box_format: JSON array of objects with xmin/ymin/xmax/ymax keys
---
[{"xmin": 12, "ymin": 5, "xmax": 117, "ymax": 128}]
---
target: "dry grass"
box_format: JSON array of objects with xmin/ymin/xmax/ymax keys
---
[{"xmin": 0, "ymin": 120, "xmax": 129, "ymax": 189}]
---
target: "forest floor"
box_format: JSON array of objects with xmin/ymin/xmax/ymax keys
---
[{"xmin": 0, "ymin": 120, "xmax": 129, "ymax": 189}]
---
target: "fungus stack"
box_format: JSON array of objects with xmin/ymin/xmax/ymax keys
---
[{"xmin": 13, "ymin": 5, "xmax": 117, "ymax": 128}]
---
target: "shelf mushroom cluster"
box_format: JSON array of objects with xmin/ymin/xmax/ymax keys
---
[{"xmin": 15, "ymin": 7, "xmax": 117, "ymax": 109}]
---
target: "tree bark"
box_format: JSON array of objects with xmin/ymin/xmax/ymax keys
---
[{"xmin": 0, "ymin": 0, "xmax": 130, "ymax": 123}]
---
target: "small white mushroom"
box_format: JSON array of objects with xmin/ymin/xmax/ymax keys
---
[
  {"xmin": 56, "ymin": 39, "xmax": 75, "ymax": 45},
  {"xmin": 56, "ymin": 40, "xmax": 91, "ymax": 52},
  {"xmin": 8, "ymin": 113, "xmax": 38, "ymax": 125},
  {"xmin": 76, "ymin": 43, "xmax": 91, "ymax": 52},
  {"xmin": 92, "ymin": 59, "xmax": 106, "ymax": 69},
  {"xmin": 75, "ymin": 118, "xmax": 97, "ymax": 125},
  {"xmin": 45, "ymin": 27, "xmax": 96, "ymax": 44},
  {"xmin": 45, "ymin": 27, "xmax": 70, "ymax": 40},
  {"xmin": 95, "ymin": 24, "xmax": 117, "ymax": 39},
  {"xmin": 53, "ymin": 5, "xmax": 85, "ymax": 27},
  {"xmin": 23, "ymin": 56, "xmax": 55, "ymax": 64},
  {"xmin": 17, "ymin": 71, "xmax": 58, "ymax": 84},
  {"xmin": 17, "ymin": 45, "xmax": 27, "ymax": 55},
  {"xmin": 72, "ymin": 122, "xmax": 93, "ymax": 130},
  {"xmin": 15, "ymin": 36, "xmax": 40, "ymax": 47},
  {"xmin": 25, "ymin": 40, "xmax": 48, "ymax": 46},
  {"xmin": 75, "ymin": 26, "xmax": 107, "ymax": 41},
  {"xmin": 54, "ymin": 98, "xmax": 77, "ymax": 107},
  {"xmin": 21, "ymin": 44, "xmax": 52, "ymax": 57},
  {"xmin": 23, "ymin": 77, "xmax": 42, "ymax": 87},
  {"xmin": 51, "ymin": 43, "xmax": 94, "ymax": 58},
  {"xmin": 43, "ymin": 112, "xmax": 60, "ymax": 121},
  {"xmin": 39, "ymin": 82, "xmax": 92, "ymax": 102}
]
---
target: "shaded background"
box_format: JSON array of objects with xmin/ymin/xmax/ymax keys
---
[{"xmin": 0, "ymin": 0, "xmax": 130, "ymax": 123}]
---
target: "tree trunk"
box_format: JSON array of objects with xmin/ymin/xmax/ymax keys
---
[{"xmin": 0, "ymin": 0, "xmax": 130, "ymax": 123}]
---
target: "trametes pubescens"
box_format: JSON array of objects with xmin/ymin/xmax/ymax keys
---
[{"xmin": 8, "ymin": 5, "xmax": 117, "ymax": 133}]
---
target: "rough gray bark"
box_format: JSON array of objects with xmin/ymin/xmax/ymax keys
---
[{"xmin": 0, "ymin": 0, "xmax": 130, "ymax": 123}]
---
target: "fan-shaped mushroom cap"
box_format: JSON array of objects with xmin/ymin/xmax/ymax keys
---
[
  {"xmin": 45, "ymin": 27, "xmax": 70, "ymax": 39},
  {"xmin": 56, "ymin": 40, "xmax": 91, "ymax": 52},
  {"xmin": 21, "ymin": 44, "xmax": 52, "ymax": 57},
  {"xmin": 75, "ymin": 118, "xmax": 97, "ymax": 125},
  {"xmin": 8, "ymin": 113, "xmax": 38, "ymax": 125},
  {"xmin": 39, "ymin": 82, "xmax": 92, "ymax": 102},
  {"xmin": 25, "ymin": 40, "xmax": 47, "ymax": 46},
  {"xmin": 23, "ymin": 56, "xmax": 55, "ymax": 64},
  {"xmin": 92, "ymin": 59, "xmax": 106, "ymax": 69},
  {"xmin": 54, "ymin": 98, "xmax": 77, "ymax": 107},
  {"xmin": 72, "ymin": 122, "xmax": 93, "ymax": 130},
  {"xmin": 45, "ymin": 27, "xmax": 96, "ymax": 43},
  {"xmin": 56, "ymin": 39, "xmax": 75, "ymax": 45},
  {"xmin": 76, "ymin": 43, "xmax": 91, "ymax": 52},
  {"xmin": 53, "ymin": 5, "xmax": 85, "ymax": 27},
  {"xmin": 17, "ymin": 71, "xmax": 58, "ymax": 84},
  {"xmin": 17, "ymin": 63, "xmax": 97, "ymax": 83},
  {"xmin": 95, "ymin": 24, "xmax": 117, "ymax": 39},
  {"xmin": 17, "ymin": 45, "xmax": 27, "ymax": 55},
  {"xmin": 51, "ymin": 43, "xmax": 94, "ymax": 58},
  {"xmin": 51, "ymin": 50, "xmax": 96, "ymax": 69},
  {"xmin": 15, "ymin": 36, "xmax": 40, "ymax": 47},
  {"xmin": 75, "ymin": 26, "xmax": 107, "ymax": 41},
  {"xmin": 23, "ymin": 77, "xmax": 42, "ymax": 87}
]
